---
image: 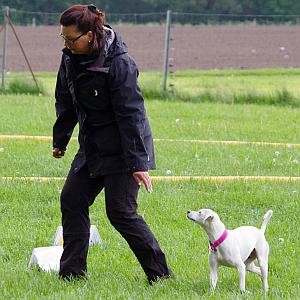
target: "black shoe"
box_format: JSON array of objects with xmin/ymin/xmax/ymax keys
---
[
  {"xmin": 148, "ymin": 272, "xmax": 174, "ymax": 285},
  {"xmin": 59, "ymin": 271, "xmax": 88, "ymax": 282}
]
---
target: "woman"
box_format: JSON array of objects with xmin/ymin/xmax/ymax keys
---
[{"xmin": 52, "ymin": 4, "xmax": 172, "ymax": 283}]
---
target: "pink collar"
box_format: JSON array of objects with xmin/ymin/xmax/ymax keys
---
[{"xmin": 209, "ymin": 230, "xmax": 228, "ymax": 251}]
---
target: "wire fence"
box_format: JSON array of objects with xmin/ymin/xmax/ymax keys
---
[
  {"xmin": 1, "ymin": 7, "xmax": 300, "ymax": 92},
  {"xmin": 1, "ymin": 8, "xmax": 300, "ymax": 26},
  {"xmin": 170, "ymin": 12, "xmax": 300, "ymax": 25}
]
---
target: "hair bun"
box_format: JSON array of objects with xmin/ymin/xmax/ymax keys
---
[
  {"xmin": 87, "ymin": 4, "xmax": 97, "ymax": 13},
  {"xmin": 87, "ymin": 4, "xmax": 103, "ymax": 16}
]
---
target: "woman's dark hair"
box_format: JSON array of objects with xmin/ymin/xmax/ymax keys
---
[{"xmin": 60, "ymin": 4, "xmax": 105, "ymax": 53}]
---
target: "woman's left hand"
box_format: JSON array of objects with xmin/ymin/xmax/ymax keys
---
[{"xmin": 132, "ymin": 171, "xmax": 153, "ymax": 193}]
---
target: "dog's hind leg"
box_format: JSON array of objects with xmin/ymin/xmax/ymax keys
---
[
  {"xmin": 246, "ymin": 262, "xmax": 262, "ymax": 276},
  {"xmin": 256, "ymin": 242, "xmax": 270, "ymax": 293},
  {"xmin": 245, "ymin": 249, "xmax": 262, "ymax": 276},
  {"xmin": 245, "ymin": 249, "xmax": 261, "ymax": 275},
  {"xmin": 258, "ymin": 258, "xmax": 269, "ymax": 292}
]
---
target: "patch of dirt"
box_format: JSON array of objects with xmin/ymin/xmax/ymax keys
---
[{"xmin": 2, "ymin": 25, "xmax": 300, "ymax": 72}]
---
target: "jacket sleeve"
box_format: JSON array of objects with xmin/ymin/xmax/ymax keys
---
[
  {"xmin": 53, "ymin": 57, "xmax": 78, "ymax": 150},
  {"xmin": 108, "ymin": 54, "xmax": 150, "ymax": 171}
]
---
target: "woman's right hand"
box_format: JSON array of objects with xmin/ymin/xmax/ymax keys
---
[{"xmin": 52, "ymin": 148, "xmax": 65, "ymax": 158}]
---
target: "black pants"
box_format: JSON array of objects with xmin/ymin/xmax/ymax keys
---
[{"xmin": 59, "ymin": 164, "xmax": 171, "ymax": 282}]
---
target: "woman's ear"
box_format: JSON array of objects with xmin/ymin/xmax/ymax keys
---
[{"xmin": 87, "ymin": 31, "xmax": 94, "ymax": 42}]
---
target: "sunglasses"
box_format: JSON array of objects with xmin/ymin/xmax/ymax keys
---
[{"xmin": 60, "ymin": 31, "xmax": 88, "ymax": 44}]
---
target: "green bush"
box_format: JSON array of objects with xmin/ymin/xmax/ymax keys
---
[
  {"xmin": 141, "ymin": 85, "xmax": 300, "ymax": 107},
  {"xmin": 0, "ymin": 78, "xmax": 44, "ymax": 95}
]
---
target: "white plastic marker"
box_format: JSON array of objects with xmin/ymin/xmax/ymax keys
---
[
  {"xmin": 28, "ymin": 246, "xmax": 63, "ymax": 272},
  {"xmin": 53, "ymin": 225, "xmax": 102, "ymax": 247},
  {"xmin": 29, "ymin": 225, "xmax": 102, "ymax": 272}
]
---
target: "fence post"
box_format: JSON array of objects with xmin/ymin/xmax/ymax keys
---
[
  {"xmin": 162, "ymin": 10, "xmax": 171, "ymax": 93},
  {"xmin": 2, "ymin": 6, "xmax": 9, "ymax": 89}
]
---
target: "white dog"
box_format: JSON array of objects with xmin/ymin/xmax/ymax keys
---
[{"xmin": 187, "ymin": 208, "xmax": 273, "ymax": 293}]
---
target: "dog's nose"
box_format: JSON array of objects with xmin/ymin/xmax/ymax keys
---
[{"xmin": 187, "ymin": 211, "xmax": 190, "ymax": 214}]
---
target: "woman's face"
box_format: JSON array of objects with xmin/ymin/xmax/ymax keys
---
[{"xmin": 60, "ymin": 25, "xmax": 93, "ymax": 55}]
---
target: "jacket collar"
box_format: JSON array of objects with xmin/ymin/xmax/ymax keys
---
[{"xmin": 62, "ymin": 24, "xmax": 127, "ymax": 71}]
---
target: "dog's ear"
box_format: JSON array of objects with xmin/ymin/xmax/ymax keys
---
[{"xmin": 204, "ymin": 213, "xmax": 214, "ymax": 222}]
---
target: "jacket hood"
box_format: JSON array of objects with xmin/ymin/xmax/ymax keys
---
[
  {"xmin": 62, "ymin": 25, "xmax": 127, "ymax": 57},
  {"xmin": 105, "ymin": 25, "xmax": 128, "ymax": 59},
  {"xmin": 62, "ymin": 25, "xmax": 127, "ymax": 71}
]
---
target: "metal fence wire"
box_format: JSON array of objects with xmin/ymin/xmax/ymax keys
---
[
  {"xmin": 1, "ymin": 8, "xmax": 300, "ymax": 25},
  {"xmin": 1, "ymin": 7, "xmax": 300, "ymax": 92}
]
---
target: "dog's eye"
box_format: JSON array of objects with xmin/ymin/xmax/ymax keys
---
[{"xmin": 198, "ymin": 211, "xmax": 201, "ymax": 215}]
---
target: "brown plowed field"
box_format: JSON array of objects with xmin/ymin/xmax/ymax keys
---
[{"xmin": 3, "ymin": 25, "xmax": 300, "ymax": 72}]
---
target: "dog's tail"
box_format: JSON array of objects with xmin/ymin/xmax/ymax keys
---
[{"xmin": 261, "ymin": 210, "xmax": 273, "ymax": 234}]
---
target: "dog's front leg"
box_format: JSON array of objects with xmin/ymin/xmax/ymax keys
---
[
  {"xmin": 209, "ymin": 254, "xmax": 218, "ymax": 293},
  {"xmin": 236, "ymin": 262, "xmax": 246, "ymax": 292}
]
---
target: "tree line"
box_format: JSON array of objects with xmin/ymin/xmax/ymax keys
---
[{"xmin": 2, "ymin": 0, "xmax": 300, "ymax": 15}]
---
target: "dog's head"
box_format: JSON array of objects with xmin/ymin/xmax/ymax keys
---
[{"xmin": 187, "ymin": 208, "xmax": 220, "ymax": 228}]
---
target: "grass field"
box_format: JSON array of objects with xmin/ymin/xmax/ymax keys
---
[
  {"xmin": 0, "ymin": 70, "xmax": 299, "ymax": 299},
  {"xmin": 140, "ymin": 68, "xmax": 300, "ymax": 107}
]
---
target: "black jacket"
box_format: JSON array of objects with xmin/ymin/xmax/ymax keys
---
[{"xmin": 53, "ymin": 27, "xmax": 155, "ymax": 177}]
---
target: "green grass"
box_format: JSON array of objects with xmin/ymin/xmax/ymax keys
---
[
  {"xmin": 147, "ymin": 101, "xmax": 300, "ymax": 142},
  {"xmin": 0, "ymin": 140, "xmax": 299, "ymax": 177},
  {"xmin": 0, "ymin": 95, "xmax": 299, "ymax": 142},
  {"xmin": 0, "ymin": 74, "xmax": 45, "ymax": 95},
  {"xmin": 0, "ymin": 180, "xmax": 299, "ymax": 299},
  {"xmin": 0, "ymin": 70, "xmax": 299, "ymax": 298},
  {"xmin": 140, "ymin": 68, "xmax": 300, "ymax": 107},
  {"xmin": 4, "ymin": 68, "xmax": 300, "ymax": 107}
]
